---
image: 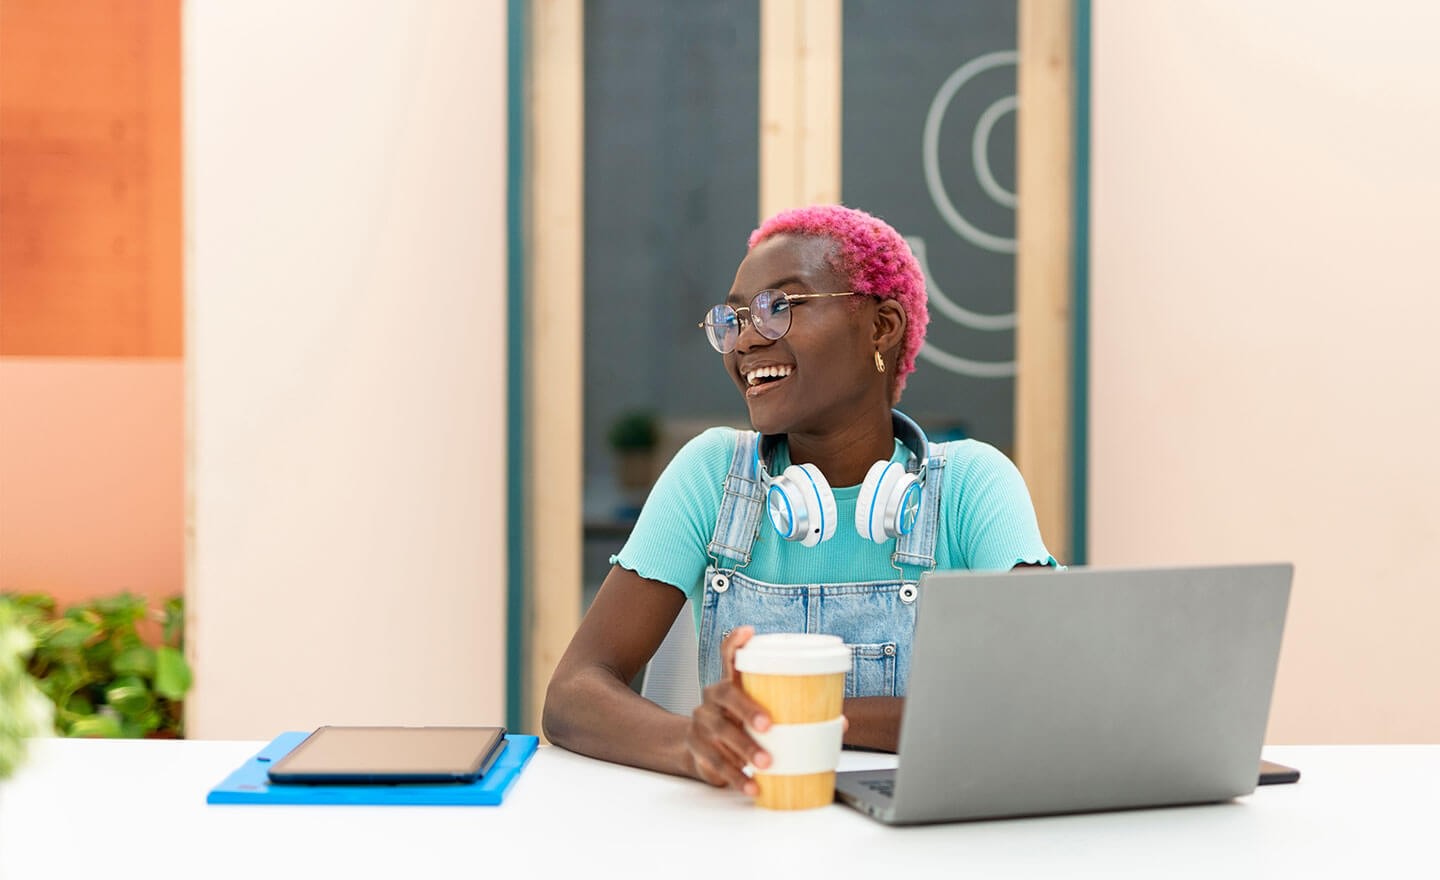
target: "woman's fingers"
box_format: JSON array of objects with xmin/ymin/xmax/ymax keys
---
[
  {"xmin": 702, "ymin": 677, "xmax": 771, "ymax": 733},
  {"xmin": 688, "ymin": 703, "xmax": 760, "ymax": 793},
  {"xmin": 688, "ymin": 679, "xmax": 773, "ymax": 793},
  {"xmin": 698, "ymin": 685, "xmax": 769, "ymax": 759},
  {"xmin": 691, "ymin": 744, "xmax": 757, "ymax": 795},
  {"xmin": 720, "ymin": 625, "xmax": 754, "ymax": 680},
  {"xmin": 718, "ymin": 626, "xmax": 770, "ymax": 730},
  {"xmin": 687, "ymin": 625, "xmax": 782, "ymax": 796}
]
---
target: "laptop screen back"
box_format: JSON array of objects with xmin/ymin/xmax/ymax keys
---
[{"xmin": 888, "ymin": 563, "xmax": 1291, "ymax": 822}]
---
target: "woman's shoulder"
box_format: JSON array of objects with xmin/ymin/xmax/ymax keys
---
[
  {"xmin": 658, "ymin": 425, "xmax": 746, "ymax": 483},
  {"xmin": 935, "ymin": 436, "xmax": 1011, "ymax": 466},
  {"xmin": 934, "ymin": 437, "xmax": 1025, "ymax": 486},
  {"xmin": 676, "ymin": 425, "xmax": 742, "ymax": 460}
]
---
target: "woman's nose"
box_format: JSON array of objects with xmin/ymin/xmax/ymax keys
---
[{"xmin": 734, "ymin": 314, "xmax": 771, "ymax": 352}]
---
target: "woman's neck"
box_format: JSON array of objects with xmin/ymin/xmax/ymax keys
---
[{"xmin": 784, "ymin": 409, "xmax": 896, "ymax": 488}]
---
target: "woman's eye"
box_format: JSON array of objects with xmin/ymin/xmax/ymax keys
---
[{"xmin": 709, "ymin": 307, "xmax": 738, "ymax": 328}]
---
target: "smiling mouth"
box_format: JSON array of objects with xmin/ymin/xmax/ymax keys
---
[
  {"xmin": 743, "ymin": 364, "xmax": 794, "ymax": 399},
  {"xmin": 745, "ymin": 364, "xmax": 794, "ymax": 387}
]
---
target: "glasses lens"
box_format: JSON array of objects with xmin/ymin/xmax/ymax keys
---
[
  {"xmin": 752, "ymin": 290, "xmax": 792, "ymax": 340},
  {"xmin": 703, "ymin": 304, "xmax": 739, "ymax": 353}
]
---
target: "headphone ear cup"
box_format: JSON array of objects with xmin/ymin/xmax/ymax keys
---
[
  {"xmin": 855, "ymin": 461, "xmax": 894, "ymax": 543},
  {"xmin": 766, "ymin": 463, "xmax": 836, "ymax": 546},
  {"xmin": 855, "ymin": 461, "xmax": 920, "ymax": 542},
  {"xmin": 888, "ymin": 473, "xmax": 922, "ymax": 538},
  {"xmin": 766, "ymin": 476, "xmax": 803, "ymax": 542},
  {"xmin": 792, "ymin": 463, "xmax": 836, "ymax": 547}
]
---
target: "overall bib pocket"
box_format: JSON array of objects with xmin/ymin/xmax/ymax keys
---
[{"xmin": 846, "ymin": 642, "xmax": 899, "ymax": 698}]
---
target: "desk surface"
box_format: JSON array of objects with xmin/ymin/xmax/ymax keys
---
[{"xmin": 1, "ymin": 740, "xmax": 1436, "ymax": 879}]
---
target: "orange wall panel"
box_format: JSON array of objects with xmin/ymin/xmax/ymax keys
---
[
  {"xmin": 0, "ymin": 358, "xmax": 182, "ymax": 603},
  {"xmin": 0, "ymin": 0, "xmax": 181, "ymax": 357}
]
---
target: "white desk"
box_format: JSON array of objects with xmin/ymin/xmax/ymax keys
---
[{"xmin": 1, "ymin": 740, "xmax": 1436, "ymax": 879}]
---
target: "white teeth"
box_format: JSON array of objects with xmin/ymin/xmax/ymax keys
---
[{"xmin": 745, "ymin": 365, "xmax": 794, "ymax": 386}]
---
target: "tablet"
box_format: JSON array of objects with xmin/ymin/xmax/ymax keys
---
[
  {"xmin": 266, "ymin": 725, "xmax": 508, "ymax": 784},
  {"xmin": 1258, "ymin": 759, "xmax": 1301, "ymax": 785}
]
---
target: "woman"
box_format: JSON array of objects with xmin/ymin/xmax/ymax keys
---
[{"xmin": 544, "ymin": 205, "xmax": 1056, "ymax": 796}]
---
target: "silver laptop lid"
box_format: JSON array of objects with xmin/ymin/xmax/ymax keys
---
[{"xmin": 889, "ymin": 563, "xmax": 1292, "ymax": 823}]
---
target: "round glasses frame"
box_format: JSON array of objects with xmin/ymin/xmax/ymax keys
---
[{"xmin": 698, "ymin": 290, "xmax": 859, "ymax": 354}]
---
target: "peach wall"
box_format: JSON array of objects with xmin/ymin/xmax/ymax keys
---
[
  {"xmin": 0, "ymin": 358, "xmax": 182, "ymax": 603},
  {"xmin": 185, "ymin": 0, "xmax": 509, "ymax": 738},
  {"xmin": 1090, "ymin": 1, "xmax": 1440, "ymax": 743},
  {"xmin": 0, "ymin": 0, "xmax": 184, "ymax": 612}
]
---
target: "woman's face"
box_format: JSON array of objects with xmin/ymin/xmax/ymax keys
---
[{"xmin": 722, "ymin": 234, "xmax": 884, "ymax": 436}]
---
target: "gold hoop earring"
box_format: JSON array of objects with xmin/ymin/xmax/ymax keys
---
[{"xmin": 874, "ymin": 350, "xmax": 886, "ymax": 374}]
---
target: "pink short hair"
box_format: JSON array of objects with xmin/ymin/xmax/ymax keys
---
[{"xmin": 748, "ymin": 205, "xmax": 928, "ymax": 401}]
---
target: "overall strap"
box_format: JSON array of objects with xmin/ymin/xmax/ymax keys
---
[
  {"xmin": 891, "ymin": 439, "xmax": 946, "ymax": 571},
  {"xmin": 705, "ymin": 430, "xmax": 766, "ymax": 570}
]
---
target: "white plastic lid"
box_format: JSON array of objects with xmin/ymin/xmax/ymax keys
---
[{"xmin": 734, "ymin": 633, "xmax": 851, "ymax": 675}]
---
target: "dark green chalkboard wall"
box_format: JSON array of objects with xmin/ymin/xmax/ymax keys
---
[{"xmin": 844, "ymin": 0, "xmax": 1021, "ymax": 453}]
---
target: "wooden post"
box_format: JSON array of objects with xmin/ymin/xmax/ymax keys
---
[
  {"xmin": 1014, "ymin": 0, "xmax": 1076, "ymax": 564},
  {"xmin": 525, "ymin": 0, "xmax": 585, "ymax": 736},
  {"xmin": 759, "ymin": 0, "xmax": 842, "ymax": 219}
]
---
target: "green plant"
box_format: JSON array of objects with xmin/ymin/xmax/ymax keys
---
[
  {"xmin": 0, "ymin": 598, "xmax": 54, "ymax": 779},
  {"xmin": 4, "ymin": 592, "xmax": 191, "ymax": 739},
  {"xmin": 607, "ymin": 410, "xmax": 659, "ymax": 452}
]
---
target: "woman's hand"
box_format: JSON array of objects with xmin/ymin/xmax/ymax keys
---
[{"xmin": 684, "ymin": 625, "xmax": 772, "ymax": 795}]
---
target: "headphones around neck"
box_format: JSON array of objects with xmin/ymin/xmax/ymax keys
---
[{"xmin": 758, "ymin": 411, "xmax": 929, "ymax": 547}]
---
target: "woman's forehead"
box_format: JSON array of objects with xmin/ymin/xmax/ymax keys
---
[{"xmin": 730, "ymin": 234, "xmax": 845, "ymax": 294}]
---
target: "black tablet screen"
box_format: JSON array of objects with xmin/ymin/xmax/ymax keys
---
[{"xmin": 267, "ymin": 726, "xmax": 507, "ymax": 784}]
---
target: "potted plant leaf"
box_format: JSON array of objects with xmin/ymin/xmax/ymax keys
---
[
  {"xmin": 607, "ymin": 410, "xmax": 660, "ymax": 514},
  {"xmin": 5, "ymin": 592, "xmax": 192, "ymax": 739},
  {"xmin": 0, "ymin": 598, "xmax": 53, "ymax": 779}
]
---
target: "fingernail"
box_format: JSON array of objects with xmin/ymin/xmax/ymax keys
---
[
  {"xmin": 744, "ymin": 781, "xmax": 758, "ymax": 796},
  {"xmin": 753, "ymin": 751, "xmax": 771, "ymax": 769}
]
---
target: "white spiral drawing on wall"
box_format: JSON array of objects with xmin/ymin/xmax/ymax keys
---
[{"xmin": 909, "ymin": 50, "xmax": 1018, "ymax": 379}]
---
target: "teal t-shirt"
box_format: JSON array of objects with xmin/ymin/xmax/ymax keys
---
[{"xmin": 613, "ymin": 427, "xmax": 1057, "ymax": 630}]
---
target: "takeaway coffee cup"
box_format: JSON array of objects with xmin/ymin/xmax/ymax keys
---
[{"xmin": 734, "ymin": 633, "xmax": 850, "ymax": 810}]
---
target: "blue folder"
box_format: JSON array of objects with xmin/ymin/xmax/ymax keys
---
[{"xmin": 206, "ymin": 731, "xmax": 539, "ymax": 806}]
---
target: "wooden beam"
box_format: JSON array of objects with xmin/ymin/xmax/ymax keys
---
[
  {"xmin": 760, "ymin": 0, "xmax": 841, "ymax": 219},
  {"xmin": 1014, "ymin": 0, "xmax": 1075, "ymax": 564},
  {"xmin": 525, "ymin": 0, "xmax": 584, "ymax": 736}
]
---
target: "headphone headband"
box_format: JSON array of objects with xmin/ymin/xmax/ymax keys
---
[{"xmin": 756, "ymin": 410, "xmax": 930, "ymax": 483}]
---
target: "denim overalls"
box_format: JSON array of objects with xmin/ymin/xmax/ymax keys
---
[{"xmin": 697, "ymin": 412, "xmax": 946, "ymax": 698}]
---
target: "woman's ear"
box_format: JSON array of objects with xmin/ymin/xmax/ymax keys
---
[{"xmin": 872, "ymin": 298, "xmax": 907, "ymax": 359}]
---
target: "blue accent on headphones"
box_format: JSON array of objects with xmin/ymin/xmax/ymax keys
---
[
  {"xmin": 766, "ymin": 484, "xmax": 796, "ymax": 539},
  {"xmin": 757, "ymin": 410, "xmax": 930, "ymax": 546}
]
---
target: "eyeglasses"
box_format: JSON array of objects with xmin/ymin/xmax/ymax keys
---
[{"xmin": 698, "ymin": 290, "xmax": 859, "ymax": 354}]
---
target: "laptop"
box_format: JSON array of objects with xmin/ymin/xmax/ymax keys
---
[{"xmin": 834, "ymin": 563, "xmax": 1293, "ymax": 824}]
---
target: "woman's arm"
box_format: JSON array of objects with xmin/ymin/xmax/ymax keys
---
[
  {"xmin": 543, "ymin": 565, "xmax": 774, "ymax": 793},
  {"xmin": 542, "ymin": 566, "xmax": 696, "ymax": 777},
  {"xmin": 843, "ymin": 698, "xmax": 902, "ymax": 752},
  {"xmin": 952, "ymin": 443, "xmax": 1059, "ymax": 570}
]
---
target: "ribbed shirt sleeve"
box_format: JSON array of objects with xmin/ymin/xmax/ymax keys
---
[
  {"xmin": 610, "ymin": 427, "xmax": 736, "ymax": 602},
  {"xmin": 947, "ymin": 440, "xmax": 1060, "ymax": 570}
]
